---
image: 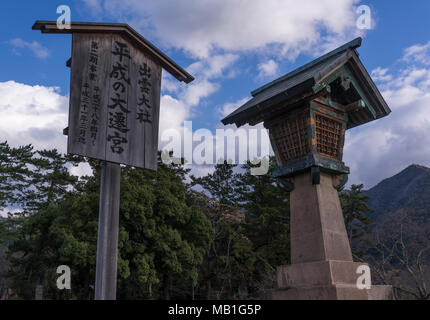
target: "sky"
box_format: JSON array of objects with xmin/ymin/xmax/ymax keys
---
[{"xmin": 0, "ymin": 0, "xmax": 430, "ymax": 190}]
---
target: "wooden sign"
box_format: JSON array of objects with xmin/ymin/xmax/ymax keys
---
[
  {"xmin": 68, "ymin": 34, "xmax": 162, "ymax": 170},
  {"xmin": 33, "ymin": 21, "xmax": 194, "ymax": 300}
]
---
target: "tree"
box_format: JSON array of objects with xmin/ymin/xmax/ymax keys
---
[
  {"xmin": 189, "ymin": 160, "xmax": 259, "ymax": 299},
  {"xmin": 339, "ymin": 184, "xmax": 374, "ymax": 258},
  {"xmin": 365, "ymin": 212, "xmax": 430, "ymax": 300},
  {"xmin": 22, "ymin": 149, "xmax": 84, "ymax": 215},
  {"xmin": 0, "ymin": 217, "xmax": 11, "ymax": 300},
  {"xmin": 0, "ymin": 141, "xmax": 34, "ymax": 211},
  {"xmin": 117, "ymin": 157, "xmax": 213, "ymax": 300},
  {"xmin": 190, "ymin": 157, "xmax": 290, "ymax": 299},
  {"xmin": 189, "ymin": 191, "xmax": 254, "ymax": 300},
  {"xmin": 237, "ymin": 157, "xmax": 290, "ymax": 298},
  {"xmin": 190, "ymin": 161, "xmax": 240, "ymax": 206}
]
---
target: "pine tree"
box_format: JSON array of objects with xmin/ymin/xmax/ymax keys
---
[
  {"xmin": 237, "ymin": 157, "xmax": 290, "ymax": 297},
  {"xmin": 190, "ymin": 161, "xmax": 240, "ymax": 205},
  {"xmin": 339, "ymin": 184, "xmax": 374, "ymax": 258},
  {"xmin": 0, "ymin": 141, "xmax": 34, "ymax": 211},
  {"xmin": 22, "ymin": 149, "xmax": 84, "ymax": 214}
]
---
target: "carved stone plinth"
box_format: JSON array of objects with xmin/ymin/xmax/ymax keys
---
[
  {"xmin": 272, "ymin": 171, "xmax": 392, "ymax": 300},
  {"xmin": 271, "ymin": 261, "xmax": 393, "ymax": 300}
]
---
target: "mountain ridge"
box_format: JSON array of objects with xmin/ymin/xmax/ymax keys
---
[{"xmin": 365, "ymin": 163, "xmax": 430, "ymax": 222}]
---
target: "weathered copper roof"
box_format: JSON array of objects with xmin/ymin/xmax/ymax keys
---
[
  {"xmin": 221, "ymin": 38, "xmax": 391, "ymax": 129},
  {"xmin": 32, "ymin": 21, "xmax": 194, "ymax": 83}
]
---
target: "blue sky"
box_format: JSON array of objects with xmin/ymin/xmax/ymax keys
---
[{"xmin": 0, "ymin": 0, "xmax": 430, "ymax": 189}]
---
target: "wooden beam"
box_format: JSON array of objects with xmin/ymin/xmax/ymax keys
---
[
  {"xmin": 349, "ymin": 53, "xmax": 391, "ymax": 116},
  {"xmin": 344, "ymin": 99, "xmax": 366, "ymax": 113}
]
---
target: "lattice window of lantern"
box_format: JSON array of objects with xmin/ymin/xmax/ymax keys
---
[
  {"xmin": 271, "ymin": 114, "xmax": 310, "ymax": 162},
  {"xmin": 315, "ymin": 113, "xmax": 342, "ymax": 159}
]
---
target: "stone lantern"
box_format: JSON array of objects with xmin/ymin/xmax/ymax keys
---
[{"xmin": 222, "ymin": 38, "xmax": 393, "ymax": 300}]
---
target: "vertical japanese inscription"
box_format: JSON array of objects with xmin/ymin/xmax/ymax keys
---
[
  {"xmin": 137, "ymin": 63, "xmax": 152, "ymax": 124},
  {"xmin": 129, "ymin": 44, "xmax": 161, "ymax": 170},
  {"xmin": 107, "ymin": 41, "xmax": 131, "ymax": 155},
  {"xmin": 76, "ymin": 82, "xmax": 90, "ymax": 144},
  {"xmin": 76, "ymin": 40, "xmax": 100, "ymax": 146},
  {"xmin": 89, "ymin": 41, "xmax": 100, "ymax": 146},
  {"xmin": 68, "ymin": 34, "xmax": 162, "ymax": 169}
]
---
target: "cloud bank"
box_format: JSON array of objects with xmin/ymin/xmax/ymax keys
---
[
  {"xmin": 83, "ymin": 0, "xmax": 363, "ymax": 59},
  {"xmin": 0, "ymin": 81, "xmax": 68, "ymax": 152},
  {"xmin": 80, "ymin": 0, "xmax": 365, "ymax": 178}
]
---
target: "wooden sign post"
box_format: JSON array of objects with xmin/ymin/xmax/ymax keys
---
[
  {"xmin": 33, "ymin": 21, "xmax": 194, "ymax": 300},
  {"xmin": 95, "ymin": 162, "xmax": 121, "ymax": 300}
]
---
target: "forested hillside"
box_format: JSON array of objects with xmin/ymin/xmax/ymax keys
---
[{"xmin": 360, "ymin": 165, "xmax": 430, "ymax": 300}]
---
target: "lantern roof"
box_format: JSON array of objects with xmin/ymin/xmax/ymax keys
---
[
  {"xmin": 221, "ymin": 37, "xmax": 391, "ymax": 129},
  {"xmin": 32, "ymin": 20, "xmax": 194, "ymax": 84}
]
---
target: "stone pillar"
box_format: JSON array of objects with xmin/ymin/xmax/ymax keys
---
[
  {"xmin": 290, "ymin": 172, "xmax": 353, "ymax": 264},
  {"xmin": 271, "ymin": 171, "xmax": 393, "ymax": 300}
]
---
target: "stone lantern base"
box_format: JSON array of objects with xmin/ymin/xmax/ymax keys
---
[
  {"xmin": 271, "ymin": 171, "xmax": 392, "ymax": 300},
  {"xmin": 271, "ymin": 261, "xmax": 393, "ymax": 300}
]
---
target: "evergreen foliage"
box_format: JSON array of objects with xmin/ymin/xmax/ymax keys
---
[
  {"xmin": 0, "ymin": 142, "xmax": 376, "ymax": 300},
  {"xmin": 339, "ymin": 184, "xmax": 374, "ymax": 258}
]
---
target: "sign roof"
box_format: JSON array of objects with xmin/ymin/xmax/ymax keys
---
[{"xmin": 32, "ymin": 20, "xmax": 194, "ymax": 84}]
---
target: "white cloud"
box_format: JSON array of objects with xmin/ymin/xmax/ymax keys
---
[
  {"xmin": 344, "ymin": 42, "xmax": 430, "ymax": 188},
  {"xmin": 0, "ymin": 207, "xmax": 21, "ymax": 218},
  {"xmin": 218, "ymin": 98, "xmax": 249, "ymax": 118},
  {"xmin": 187, "ymin": 54, "xmax": 239, "ymax": 79},
  {"xmin": 82, "ymin": 0, "xmax": 364, "ymax": 59},
  {"xmin": 159, "ymin": 53, "xmax": 239, "ymax": 146},
  {"xmin": 371, "ymin": 67, "xmax": 392, "ymax": 82},
  {"xmin": 159, "ymin": 95, "xmax": 189, "ymax": 139},
  {"xmin": 10, "ymin": 38, "xmax": 50, "ymax": 59},
  {"xmin": 69, "ymin": 162, "xmax": 93, "ymax": 178},
  {"xmin": 402, "ymin": 41, "xmax": 430, "ymax": 65},
  {"xmin": 191, "ymin": 165, "xmax": 215, "ymax": 179},
  {"xmin": 82, "ymin": 0, "xmax": 103, "ymax": 14},
  {"xmin": 161, "ymin": 73, "xmax": 181, "ymax": 94},
  {"xmin": 0, "ymin": 81, "xmax": 68, "ymax": 152},
  {"xmin": 257, "ymin": 60, "xmax": 279, "ymax": 79},
  {"xmin": 180, "ymin": 80, "xmax": 219, "ymax": 108}
]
